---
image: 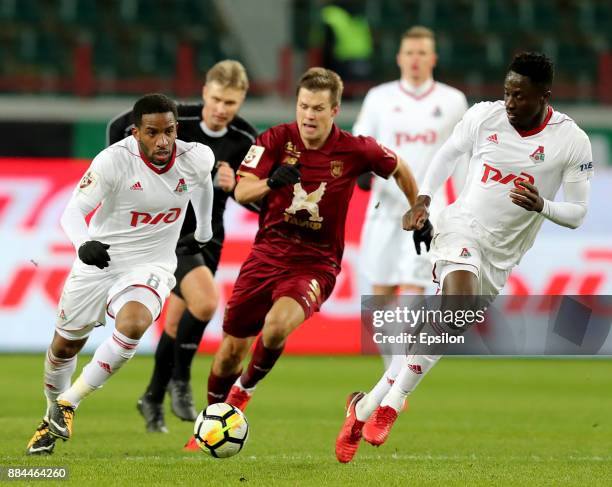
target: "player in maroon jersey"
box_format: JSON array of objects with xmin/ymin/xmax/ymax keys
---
[{"xmin": 207, "ymin": 67, "xmax": 426, "ymax": 411}]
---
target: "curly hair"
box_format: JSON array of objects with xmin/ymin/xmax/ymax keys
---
[
  {"xmin": 133, "ymin": 93, "xmax": 178, "ymax": 127},
  {"xmin": 508, "ymin": 52, "xmax": 554, "ymax": 89}
]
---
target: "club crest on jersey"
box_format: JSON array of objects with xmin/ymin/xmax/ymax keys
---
[
  {"xmin": 283, "ymin": 141, "xmax": 301, "ymax": 165},
  {"xmin": 530, "ymin": 145, "xmax": 545, "ymax": 163},
  {"xmin": 284, "ymin": 182, "xmax": 327, "ymax": 229},
  {"xmin": 460, "ymin": 248, "xmax": 471, "ymax": 258},
  {"xmin": 486, "ymin": 133, "xmax": 499, "ymax": 144},
  {"xmin": 78, "ymin": 170, "xmax": 98, "ymax": 194},
  {"xmin": 330, "ymin": 160, "xmax": 344, "ymax": 178},
  {"xmin": 174, "ymin": 178, "xmax": 187, "ymax": 193}
]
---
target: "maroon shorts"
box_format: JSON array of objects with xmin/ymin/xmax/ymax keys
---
[{"xmin": 223, "ymin": 253, "xmax": 338, "ymax": 338}]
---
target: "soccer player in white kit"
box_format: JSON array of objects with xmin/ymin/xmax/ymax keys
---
[
  {"xmin": 356, "ymin": 26, "xmax": 468, "ymax": 295},
  {"xmin": 336, "ymin": 52, "xmax": 593, "ymax": 462},
  {"xmin": 26, "ymin": 94, "xmax": 215, "ymax": 455}
]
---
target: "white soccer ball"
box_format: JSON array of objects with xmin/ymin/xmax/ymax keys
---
[{"xmin": 193, "ymin": 403, "xmax": 249, "ymax": 458}]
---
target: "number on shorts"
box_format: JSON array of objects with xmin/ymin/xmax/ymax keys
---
[{"xmin": 146, "ymin": 273, "xmax": 160, "ymax": 290}]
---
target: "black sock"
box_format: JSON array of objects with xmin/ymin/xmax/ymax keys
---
[
  {"xmin": 145, "ymin": 331, "xmax": 175, "ymax": 402},
  {"xmin": 173, "ymin": 311, "xmax": 210, "ymax": 382}
]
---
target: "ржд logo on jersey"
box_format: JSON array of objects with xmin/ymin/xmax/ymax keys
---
[
  {"xmin": 481, "ymin": 163, "xmax": 534, "ymax": 189},
  {"xmin": 394, "ymin": 130, "xmax": 437, "ymax": 146},
  {"xmin": 130, "ymin": 208, "xmax": 181, "ymax": 227}
]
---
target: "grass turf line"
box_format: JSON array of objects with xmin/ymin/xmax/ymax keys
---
[{"xmin": 1, "ymin": 354, "xmax": 611, "ymax": 486}]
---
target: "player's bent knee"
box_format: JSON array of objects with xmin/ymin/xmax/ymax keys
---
[
  {"xmin": 214, "ymin": 336, "xmax": 249, "ymax": 374},
  {"xmin": 262, "ymin": 316, "xmax": 292, "ymax": 346},
  {"xmin": 187, "ymin": 295, "xmax": 217, "ymax": 322},
  {"xmin": 115, "ymin": 302, "xmax": 154, "ymax": 339}
]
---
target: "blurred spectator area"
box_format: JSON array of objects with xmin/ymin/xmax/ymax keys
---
[
  {"xmin": 0, "ymin": 0, "xmax": 253, "ymax": 96},
  {"xmin": 298, "ymin": 0, "xmax": 612, "ymax": 103},
  {"xmin": 0, "ymin": 0, "xmax": 610, "ymax": 102}
]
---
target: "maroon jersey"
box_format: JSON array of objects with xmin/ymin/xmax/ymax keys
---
[{"xmin": 237, "ymin": 122, "xmax": 399, "ymax": 268}]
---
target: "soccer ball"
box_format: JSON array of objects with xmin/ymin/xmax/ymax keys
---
[{"xmin": 193, "ymin": 403, "xmax": 249, "ymax": 458}]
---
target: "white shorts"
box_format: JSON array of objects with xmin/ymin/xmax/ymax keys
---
[
  {"xmin": 360, "ymin": 216, "xmax": 432, "ymax": 288},
  {"xmin": 429, "ymin": 209, "xmax": 511, "ymax": 299},
  {"xmin": 55, "ymin": 262, "xmax": 175, "ymax": 341}
]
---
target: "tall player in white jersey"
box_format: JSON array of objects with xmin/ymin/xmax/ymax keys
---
[
  {"xmin": 356, "ymin": 26, "xmax": 468, "ymax": 295},
  {"xmin": 26, "ymin": 94, "xmax": 215, "ymax": 455},
  {"xmin": 336, "ymin": 52, "xmax": 593, "ymax": 463}
]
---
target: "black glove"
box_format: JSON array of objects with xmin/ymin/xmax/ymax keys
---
[
  {"xmin": 176, "ymin": 232, "xmax": 208, "ymax": 255},
  {"xmin": 356, "ymin": 172, "xmax": 373, "ymax": 191},
  {"xmin": 78, "ymin": 240, "xmax": 111, "ymax": 269},
  {"xmin": 266, "ymin": 165, "xmax": 300, "ymax": 189},
  {"xmin": 413, "ymin": 219, "xmax": 434, "ymax": 255}
]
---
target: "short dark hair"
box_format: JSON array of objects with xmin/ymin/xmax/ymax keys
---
[
  {"xmin": 296, "ymin": 67, "xmax": 344, "ymax": 107},
  {"xmin": 508, "ymin": 52, "xmax": 554, "ymax": 89},
  {"xmin": 133, "ymin": 93, "xmax": 178, "ymax": 126}
]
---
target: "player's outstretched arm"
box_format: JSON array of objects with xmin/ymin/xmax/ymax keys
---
[
  {"xmin": 392, "ymin": 158, "xmax": 418, "ymax": 208},
  {"xmin": 234, "ymin": 165, "xmax": 300, "ymax": 204},
  {"xmin": 234, "ymin": 173, "xmax": 272, "ymax": 204},
  {"xmin": 510, "ymin": 179, "xmax": 589, "ymax": 229}
]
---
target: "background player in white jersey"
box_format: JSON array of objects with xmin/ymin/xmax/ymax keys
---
[
  {"xmin": 356, "ymin": 26, "xmax": 468, "ymax": 296},
  {"xmin": 336, "ymin": 52, "xmax": 593, "ymax": 463},
  {"xmin": 26, "ymin": 94, "xmax": 215, "ymax": 455}
]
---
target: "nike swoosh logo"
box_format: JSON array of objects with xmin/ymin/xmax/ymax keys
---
[
  {"xmin": 345, "ymin": 394, "xmax": 361, "ymax": 418},
  {"xmin": 50, "ymin": 419, "xmax": 67, "ymax": 434}
]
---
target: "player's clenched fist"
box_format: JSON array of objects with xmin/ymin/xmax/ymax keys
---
[
  {"xmin": 266, "ymin": 164, "xmax": 301, "ymax": 189},
  {"xmin": 78, "ymin": 240, "xmax": 111, "ymax": 269},
  {"xmin": 402, "ymin": 196, "xmax": 430, "ymax": 231},
  {"xmin": 215, "ymin": 161, "xmax": 237, "ymax": 193}
]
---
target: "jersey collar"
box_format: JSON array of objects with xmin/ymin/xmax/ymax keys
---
[
  {"xmin": 138, "ymin": 143, "xmax": 177, "ymax": 174},
  {"xmin": 513, "ymin": 106, "xmax": 553, "ymax": 138},
  {"xmin": 291, "ymin": 122, "xmax": 340, "ymax": 154},
  {"xmin": 399, "ymin": 78, "xmax": 435, "ymax": 100}
]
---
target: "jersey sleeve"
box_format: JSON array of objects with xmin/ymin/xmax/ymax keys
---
[
  {"xmin": 72, "ymin": 151, "xmax": 117, "ymax": 209},
  {"xmin": 236, "ymin": 127, "xmax": 282, "ymax": 179},
  {"xmin": 352, "ymin": 88, "xmax": 379, "ymax": 138},
  {"xmin": 193, "ymin": 143, "xmax": 215, "ymax": 186},
  {"xmin": 563, "ymin": 129, "xmax": 594, "ymax": 183},
  {"xmin": 361, "ymin": 136, "xmax": 399, "ymax": 179},
  {"xmin": 449, "ymin": 101, "xmax": 491, "ymax": 152}
]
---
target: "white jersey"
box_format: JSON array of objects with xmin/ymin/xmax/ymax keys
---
[
  {"xmin": 354, "ymin": 79, "xmax": 468, "ymax": 218},
  {"xmin": 73, "ymin": 136, "xmax": 214, "ymax": 273},
  {"xmin": 443, "ymin": 101, "xmax": 593, "ymax": 269}
]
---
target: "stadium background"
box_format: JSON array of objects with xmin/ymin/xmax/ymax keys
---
[{"xmin": 1, "ymin": 0, "xmax": 611, "ymax": 354}]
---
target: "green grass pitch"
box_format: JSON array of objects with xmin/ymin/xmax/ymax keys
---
[{"xmin": 1, "ymin": 354, "xmax": 611, "ymax": 486}]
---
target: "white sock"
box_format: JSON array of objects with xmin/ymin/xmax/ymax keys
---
[
  {"xmin": 380, "ymin": 354, "xmax": 441, "ymax": 412},
  {"xmin": 355, "ymin": 354, "xmax": 404, "ymax": 421},
  {"xmin": 43, "ymin": 349, "xmax": 77, "ymax": 416},
  {"xmin": 59, "ymin": 331, "xmax": 139, "ymax": 407},
  {"xmin": 234, "ymin": 377, "xmax": 256, "ymax": 394}
]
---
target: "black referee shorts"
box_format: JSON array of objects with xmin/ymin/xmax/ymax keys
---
[{"xmin": 172, "ymin": 241, "xmax": 222, "ymax": 298}]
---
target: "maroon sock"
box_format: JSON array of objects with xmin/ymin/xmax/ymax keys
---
[
  {"xmin": 207, "ymin": 369, "xmax": 241, "ymax": 406},
  {"xmin": 240, "ymin": 337, "xmax": 285, "ymax": 389}
]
